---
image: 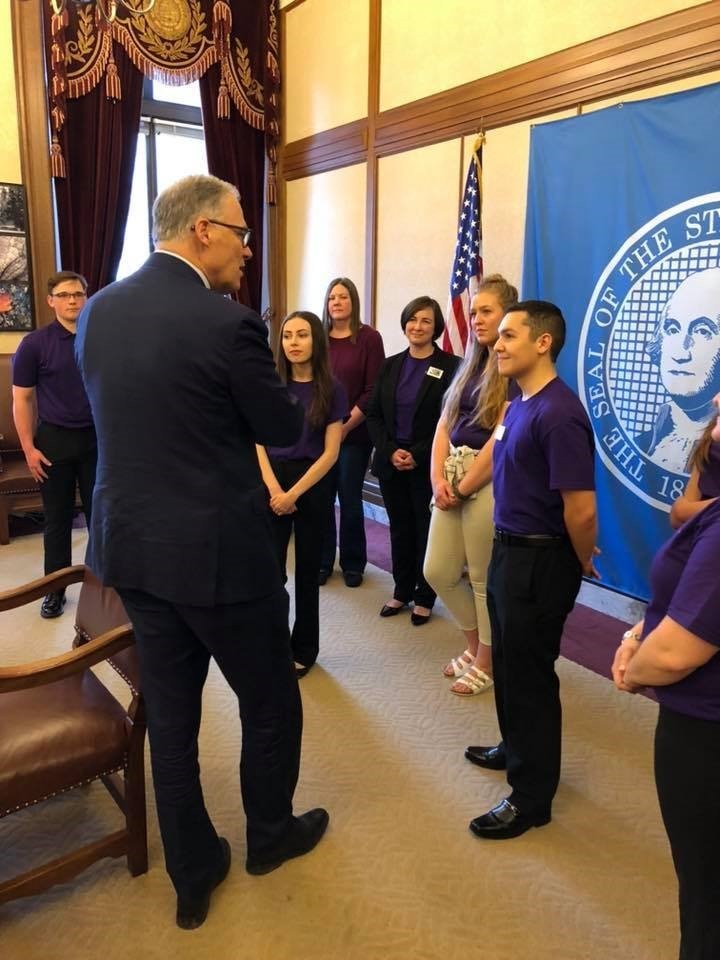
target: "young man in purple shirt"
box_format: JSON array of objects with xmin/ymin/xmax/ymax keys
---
[
  {"xmin": 458, "ymin": 300, "xmax": 598, "ymax": 839},
  {"xmin": 12, "ymin": 271, "xmax": 95, "ymax": 618}
]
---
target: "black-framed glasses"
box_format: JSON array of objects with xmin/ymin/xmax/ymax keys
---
[
  {"xmin": 207, "ymin": 219, "xmax": 252, "ymax": 247},
  {"xmin": 51, "ymin": 291, "xmax": 87, "ymax": 300}
]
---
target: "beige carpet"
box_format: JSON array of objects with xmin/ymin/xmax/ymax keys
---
[{"xmin": 0, "ymin": 530, "xmax": 677, "ymax": 960}]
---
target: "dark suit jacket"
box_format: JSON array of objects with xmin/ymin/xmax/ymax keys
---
[
  {"xmin": 366, "ymin": 345, "xmax": 460, "ymax": 475},
  {"xmin": 75, "ymin": 253, "xmax": 304, "ymax": 607}
]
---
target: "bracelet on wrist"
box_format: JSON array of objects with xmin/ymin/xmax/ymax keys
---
[
  {"xmin": 622, "ymin": 629, "xmax": 641, "ymax": 643},
  {"xmin": 451, "ymin": 477, "xmax": 471, "ymax": 501}
]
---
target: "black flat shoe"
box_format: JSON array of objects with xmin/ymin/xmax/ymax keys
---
[
  {"xmin": 469, "ymin": 799, "xmax": 550, "ymax": 840},
  {"xmin": 40, "ymin": 591, "xmax": 66, "ymax": 619},
  {"xmin": 318, "ymin": 568, "xmax": 331, "ymax": 585},
  {"xmin": 410, "ymin": 610, "xmax": 431, "ymax": 626},
  {"xmin": 465, "ymin": 744, "xmax": 507, "ymax": 770},
  {"xmin": 176, "ymin": 837, "xmax": 232, "ymax": 930},
  {"xmin": 379, "ymin": 602, "xmax": 408, "ymax": 617},
  {"xmin": 343, "ymin": 571, "xmax": 363, "ymax": 588},
  {"xmin": 246, "ymin": 808, "xmax": 329, "ymax": 876},
  {"xmin": 295, "ymin": 661, "xmax": 313, "ymax": 678}
]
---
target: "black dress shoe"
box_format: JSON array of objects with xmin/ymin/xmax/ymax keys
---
[
  {"xmin": 410, "ymin": 611, "xmax": 431, "ymax": 626},
  {"xmin": 318, "ymin": 568, "xmax": 331, "ymax": 585},
  {"xmin": 469, "ymin": 799, "xmax": 551, "ymax": 840},
  {"xmin": 295, "ymin": 662, "xmax": 313, "ymax": 678},
  {"xmin": 176, "ymin": 837, "xmax": 232, "ymax": 930},
  {"xmin": 379, "ymin": 602, "xmax": 408, "ymax": 617},
  {"xmin": 246, "ymin": 808, "xmax": 329, "ymax": 876},
  {"xmin": 40, "ymin": 591, "xmax": 66, "ymax": 619},
  {"xmin": 465, "ymin": 744, "xmax": 507, "ymax": 770},
  {"xmin": 343, "ymin": 571, "xmax": 363, "ymax": 587}
]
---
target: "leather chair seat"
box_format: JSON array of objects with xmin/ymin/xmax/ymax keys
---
[
  {"xmin": 0, "ymin": 670, "xmax": 127, "ymax": 817},
  {"xmin": 0, "ymin": 456, "xmax": 39, "ymax": 495}
]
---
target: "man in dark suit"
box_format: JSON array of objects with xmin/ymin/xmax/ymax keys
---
[{"xmin": 76, "ymin": 174, "xmax": 329, "ymax": 929}]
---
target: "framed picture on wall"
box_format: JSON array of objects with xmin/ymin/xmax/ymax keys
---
[{"xmin": 0, "ymin": 182, "xmax": 33, "ymax": 331}]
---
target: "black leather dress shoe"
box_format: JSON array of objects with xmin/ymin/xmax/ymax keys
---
[
  {"xmin": 343, "ymin": 571, "xmax": 363, "ymax": 587},
  {"xmin": 176, "ymin": 837, "xmax": 232, "ymax": 930},
  {"xmin": 246, "ymin": 808, "xmax": 329, "ymax": 876},
  {"xmin": 469, "ymin": 799, "xmax": 550, "ymax": 840},
  {"xmin": 380, "ymin": 602, "xmax": 408, "ymax": 617},
  {"xmin": 40, "ymin": 591, "xmax": 66, "ymax": 619},
  {"xmin": 465, "ymin": 744, "xmax": 507, "ymax": 770},
  {"xmin": 318, "ymin": 568, "xmax": 331, "ymax": 585},
  {"xmin": 410, "ymin": 611, "xmax": 431, "ymax": 626}
]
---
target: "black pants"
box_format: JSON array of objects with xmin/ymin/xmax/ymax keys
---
[
  {"xmin": 35, "ymin": 422, "xmax": 96, "ymax": 575},
  {"xmin": 655, "ymin": 705, "xmax": 720, "ymax": 960},
  {"xmin": 269, "ymin": 458, "xmax": 333, "ymax": 667},
  {"xmin": 319, "ymin": 441, "xmax": 372, "ymax": 573},
  {"xmin": 486, "ymin": 538, "xmax": 581, "ymax": 815},
  {"xmin": 117, "ymin": 586, "xmax": 303, "ymax": 900},
  {"xmin": 376, "ymin": 462, "xmax": 436, "ymax": 608}
]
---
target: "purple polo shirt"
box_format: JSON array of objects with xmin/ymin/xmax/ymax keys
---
[
  {"xmin": 12, "ymin": 320, "xmax": 93, "ymax": 428},
  {"xmin": 698, "ymin": 443, "xmax": 720, "ymax": 499},
  {"xmin": 267, "ymin": 379, "xmax": 347, "ymax": 461},
  {"xmin": 449, "ymin": 378, "xmax": 493, "ymax": 450},
  {"xmin": 643, "ymin": 497, "xmax": 720, "ymax": 721},
  {"xmin": 493, "ymin": 377, "xmax": 595, "ymax": 536},
  {"xmin": 395, "ymin": 353, "xmax": 432, "ymax": 444}
]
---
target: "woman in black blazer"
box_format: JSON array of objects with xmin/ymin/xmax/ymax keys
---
[{"xmin": 367, "ymin": 297, "xmax": 460, "ymax": 625}]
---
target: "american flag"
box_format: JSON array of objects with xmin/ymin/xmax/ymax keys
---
[{"xmin": 443, "ymin": 138, "xmax": 484, "ymax": 356}]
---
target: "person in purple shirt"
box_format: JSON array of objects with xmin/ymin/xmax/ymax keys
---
[
  {"xmin": 257, "ymin": 311, "xmax": 347, "ymax": 676},
  {"xmin": 465, "ymin": 300, "xmax": 598, "ymax": 841},
  {"xmin": 366, "ymin": 296, "xmax": 460, "ymax": 625},
  {"xmin": 318, "ymin": 277, "xmax": 385, "ymax": 587},
  {"xmin": 669, "ymin": 415, "xmax": 720, "ymax": 529},
  {"xmin": 11, "ymin": 270, "xmax": 95, "ymax": 619},
  {"xmin": 613, "ymin": 397, "xmax": 720, "ymax": 960}
]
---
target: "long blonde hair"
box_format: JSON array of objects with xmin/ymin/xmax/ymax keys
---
[
  {"xmin": 688, "ymin": 417, "xmax": 716, "ymax": 473},
  {"xmin": 442, "ymin": 274, "xmax": 518, "ymax": 431}
]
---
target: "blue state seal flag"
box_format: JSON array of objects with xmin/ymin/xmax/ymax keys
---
[{"xmin": 522, "ymin": 82, "xmax": 720, "ymax": 599}]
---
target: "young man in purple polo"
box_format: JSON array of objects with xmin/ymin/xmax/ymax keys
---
[
  {"xmin": 12, "ymin": 271, "xmax": 95, "ymax": 618},
  {"xmin": 457, "ymin": 300, "xmax": 598, "ymax": 839}
]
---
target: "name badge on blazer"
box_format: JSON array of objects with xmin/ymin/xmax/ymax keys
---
[
  {"xmin": 426, "ymin": 366, "xmax": 444, "ymax": 379},
  {"xmin": 495, "ymin": 424, "xmax": 506, "ymax": 440}
]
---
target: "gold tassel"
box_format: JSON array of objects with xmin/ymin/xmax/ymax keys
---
[
  {"xmin": 266, "ymin": 165, "xmax": 277, "ymax": 205},
  {"xmin": 213, "ymin": 1, "xmax": 232, "ymax": 59},
  {"xmin": 217, "ymin": 81, "xmax": 230, "ymax": 120},
  {"xmin": 50, "ymin": 137, "xmax": 66, "ymax": 179},
  {"xmin": 106, "ymin": 50, "xmax": 122, "ymax": 101}
]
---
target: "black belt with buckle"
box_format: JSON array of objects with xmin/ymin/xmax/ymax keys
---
[{"xmin": 494, "ymin": 529, "xmax": 567, "ymax": 548}]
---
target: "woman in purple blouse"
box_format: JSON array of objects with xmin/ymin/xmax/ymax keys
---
[
  {"xmin": 318, "ymin": 278, "xmax": 385, "ymax": 587},
  {"xmin": 669, "ymin": 417, "xmax": 720, "ymax": 529},
  {"xmin": 256, "ymin": 311, "xmax": 347, "ymax": 676},
  {"xmin": 613, "ymin": 395, "xmax": 720, "ymax": 960}
]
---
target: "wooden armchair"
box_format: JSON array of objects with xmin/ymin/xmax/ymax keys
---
[{"xmin": 0, "ymin": 565, "xmax": 148, "ymax": 904}]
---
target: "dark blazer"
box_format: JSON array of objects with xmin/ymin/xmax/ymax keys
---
[
  {"xmin": 366, "ymin": 345, "xmax": 460, "ymax": 475},
  {"xmin": 75, "ymin": 253, "xmax": 304, "ymax": 607}
]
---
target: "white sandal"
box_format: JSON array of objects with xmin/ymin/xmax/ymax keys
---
[
  {"xmin": 443, "ymin": 649, "xmax": 474, "ymax": 678},
  {"xmin": 450, "ymin": 665, "xmax": 494, "ymax": 697}
]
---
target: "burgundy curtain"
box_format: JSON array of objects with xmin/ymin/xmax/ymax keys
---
[
  {"xmin": 199, "ymin": 64, "xmax": 265, "ymax": 311},
  {"xmin": 44, "ymin": 11, "xmax": 142, "ymax": 294}
]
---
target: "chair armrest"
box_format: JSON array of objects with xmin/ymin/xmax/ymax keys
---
[
  {"xmin": 0, "ymin": 565, "xmax": 86, "ymax": 612},
  {"xmin": 0, "ymin": 624, "xmax": 134, "ymax": 693}
]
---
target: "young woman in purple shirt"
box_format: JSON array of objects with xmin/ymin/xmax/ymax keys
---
[
  {"xmin": 669, "ymin": 416, "xmax": 720, "ymax": 529},
  {"xmin": 256, "ymin": 311, "xmax": 347, "ymax": 676},
  {"xmin": 423, "ymin": 274, "xmax": 518, "ymax": 695},
  {"xmin": 318, "ymin": 278, "xmax": 385, "ymax": 587},
  {"xmin": 613, "ymin": 396, "xmax": 720, "ymax": 959}
]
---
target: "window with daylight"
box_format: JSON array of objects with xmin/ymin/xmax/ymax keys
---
[{"xmin": 116, "ymin": 79, "xmax": 208, "ymax": 280}]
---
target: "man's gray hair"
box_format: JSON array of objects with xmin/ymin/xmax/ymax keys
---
[{"xmin": 152, "ymin": 174, "xmax": 240, "ymax": 243}]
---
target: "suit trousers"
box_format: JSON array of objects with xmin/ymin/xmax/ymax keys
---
[
  {"xmin": 655, "ymin": 705, "xmax": 720, "ymax": 960},
  {"xmin": 117, "ymin": 586, "xmax": 302, "ymax": 899},
  {"xmin": 35, "ymin": 422, "xmax": 96, "ymax": 575},
  {"xmin": 486, "ymin": 538, "xmax": 581, "ymax": 815},
  {"xmin": 376, "ymin": 462, "xmax": 436, "ymax": 608},
  {"xmin": 269, "ymin": 458, "xmax": 333, "ymax": 667},
  {"xmin": 320, "ymin": 441, "xmax": 372, "ymax": 573}
]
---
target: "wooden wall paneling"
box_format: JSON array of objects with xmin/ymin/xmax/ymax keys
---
[
  {"xmin": 12, "ymin": 0, "xmax": 56, "ymax": 327},
  {"xmin": 363, "ymin": 0, "xmax": 381, "ymax": 328},
  {"xmin": 282, "ymin": 119, "xmax": 368, "ymax": 180}
]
